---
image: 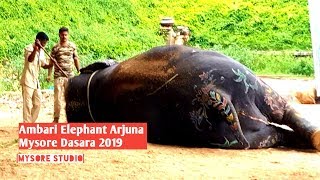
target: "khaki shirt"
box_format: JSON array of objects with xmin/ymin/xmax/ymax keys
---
[
  {"xmin": 51, "ymin": 41, "xmax": 78, "ymax": 78},
  {"xmin": 20, "ymin": 43, "xmax": 47, "ymax": 89},
  {"xmin": 166, "ymin": 29, "xmax": 176, "ymax": 45}
]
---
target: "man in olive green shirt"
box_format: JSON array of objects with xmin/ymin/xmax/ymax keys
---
[{"xmin": 48, "ymin": 27, "xmax": 80, "ymax": 123}]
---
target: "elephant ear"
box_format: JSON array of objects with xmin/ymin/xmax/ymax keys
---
[{"xmin": 80, "ymin": 59, "xmax": 118, "ymax": 74}]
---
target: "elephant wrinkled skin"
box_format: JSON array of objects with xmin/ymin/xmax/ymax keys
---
[{"xmin": 65, "ymin": 45, "xmax": 320, "ymax": 151}]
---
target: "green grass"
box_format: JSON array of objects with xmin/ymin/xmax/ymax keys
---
[
  {"xmin": 212, "ymin": 45, "xmax": 314, "ymax": 76},
  {"xmin": 0, "ymin": 0, "xmax": 315, "ymax": 93}
]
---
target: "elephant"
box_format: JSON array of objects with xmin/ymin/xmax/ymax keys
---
[{"xmin": 65, "ymin": 45, "xmax": 320, "ymax": 151}]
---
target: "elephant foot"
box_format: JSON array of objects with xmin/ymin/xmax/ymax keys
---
[{"xmin": 311, "ymin": 129, "xmax": 320, "ymax": 151}]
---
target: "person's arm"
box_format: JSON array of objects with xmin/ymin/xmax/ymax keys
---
[
  {"xmin": 44, "ymin": 48, "xmax": 56, "ymax": 82},
  {"xmin": 73, "ymin": 48, "xmax": 80, "ymax": 73},
  {"xmin": 39, "ymin": 50, "xmax": 53, "ymax": 82},
  {"xmin": 41, "ymin": 58, "xmax": 53, "ymax": 69},
  {"xmin": 46, "ymin": 59, "xmax": 54, "ymax": 82},
  {"xmin": 27, "ymin": 39, "xmax": 40, "ymax": 62}
]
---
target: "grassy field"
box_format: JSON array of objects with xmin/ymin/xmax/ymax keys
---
[{"xmin": 0, "ymin": 0, "xmax": 314, "ymax": 92}]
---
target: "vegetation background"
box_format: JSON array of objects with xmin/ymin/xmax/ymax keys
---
[{"xmin": 0, "ymin": 0, "xmax": 315, "ymax": 92}]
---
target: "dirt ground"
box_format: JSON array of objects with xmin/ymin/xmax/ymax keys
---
[{"xmin": 1, "ymin": 78, "xmax": 320, "ymax": 180}]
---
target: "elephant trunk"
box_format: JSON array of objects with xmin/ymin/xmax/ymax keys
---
[{"xmin": 283, "ymin": 104, "xmax": 320, "ymax": 151}]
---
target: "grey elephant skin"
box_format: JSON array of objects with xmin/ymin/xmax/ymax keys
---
[{"xmin": 65, "ymin": 45, "xmax": 320, "ymax": 151}]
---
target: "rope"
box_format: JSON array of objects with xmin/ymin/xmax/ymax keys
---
[{"xmin": 87, "ymin": 70, "xmax": 99, "ymax": 122}]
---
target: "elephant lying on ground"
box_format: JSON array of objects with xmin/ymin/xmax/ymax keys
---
[{"xmin": 65, "ymin": 45, "xmax": 320, "ymax": 150}]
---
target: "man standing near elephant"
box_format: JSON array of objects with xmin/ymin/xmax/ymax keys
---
[
  {"xmin": 20, "ymin": 32, "xmax": 52, "ymax": 123},
  {"xmin": 48, "ymin": 27, "xmax": 80, "ymax": 123}
]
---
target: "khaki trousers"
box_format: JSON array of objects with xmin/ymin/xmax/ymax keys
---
[
  {"xmin": 22, "ymin": 85, "xmax": 41, "ymax": 123},
  {"xmin": 53, "ymin": 77, "xmax": 68, "ymax": 122}
]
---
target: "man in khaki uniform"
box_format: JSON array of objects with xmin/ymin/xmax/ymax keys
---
[
  {"xmin": 159, "ymin": 17, "xmax": 191, "ymax": 46},
  {"xmin": 174, "ymin": 26, "xmax": 190, "ymax": 45},
  {"xmin": 160, "ymin": 17, "xmax": 176, "ymax": 45},
  {"xmin": 48, "ymin": 27, "xmax": 80, "ymax": 123},
  {"xmin": 20, "ymin": 32, "xmax": 51, "ymax": 123}
]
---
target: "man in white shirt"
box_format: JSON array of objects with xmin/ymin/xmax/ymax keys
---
[{"xmin": 20, "ymin": 32, "xmax": 51, "ymax": 123}]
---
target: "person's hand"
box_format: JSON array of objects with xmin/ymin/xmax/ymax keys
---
[
  {"xmin": 34, "ymin": 39, "xmax": 41, "ymax": 51},
  {"xmin": 46, "ymin": 76, "xmax": 51, "ymax": 82}
]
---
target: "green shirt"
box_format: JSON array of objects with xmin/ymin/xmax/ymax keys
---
[{"xmin": 50, "ymin": 41, "xmax": 78, "ymax": 78}]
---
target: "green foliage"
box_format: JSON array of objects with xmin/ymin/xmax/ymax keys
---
[
  {"xmin": 189, "ymin": 0, "xmax": 311, "ymax": 50},
  {"xmin": 212, "ymin": 45, "xmax": 314, "ymax": 77},
  {"xmin": 0, "ymin": 0, "xmax": 315, "ymax": 93},
  {"xmin": 289, "ymin": 59, "xmax": 314, "ymax": 76}
]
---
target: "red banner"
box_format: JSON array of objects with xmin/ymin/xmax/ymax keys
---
[{"xmin": 18, "ymin": 123, "xmax": 147, "ymax": 150}]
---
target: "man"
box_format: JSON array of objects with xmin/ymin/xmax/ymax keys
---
[
  {"xmin": 20, "ymin": 32, "xmax": 51, "ymax": 123},
  {"xmin": 48, "ymin": 27, "xmax": 80, "ymax": 123},
  {"xmin": 160, "ymin": 17, "xmax": 176, "ymax": 45}
]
